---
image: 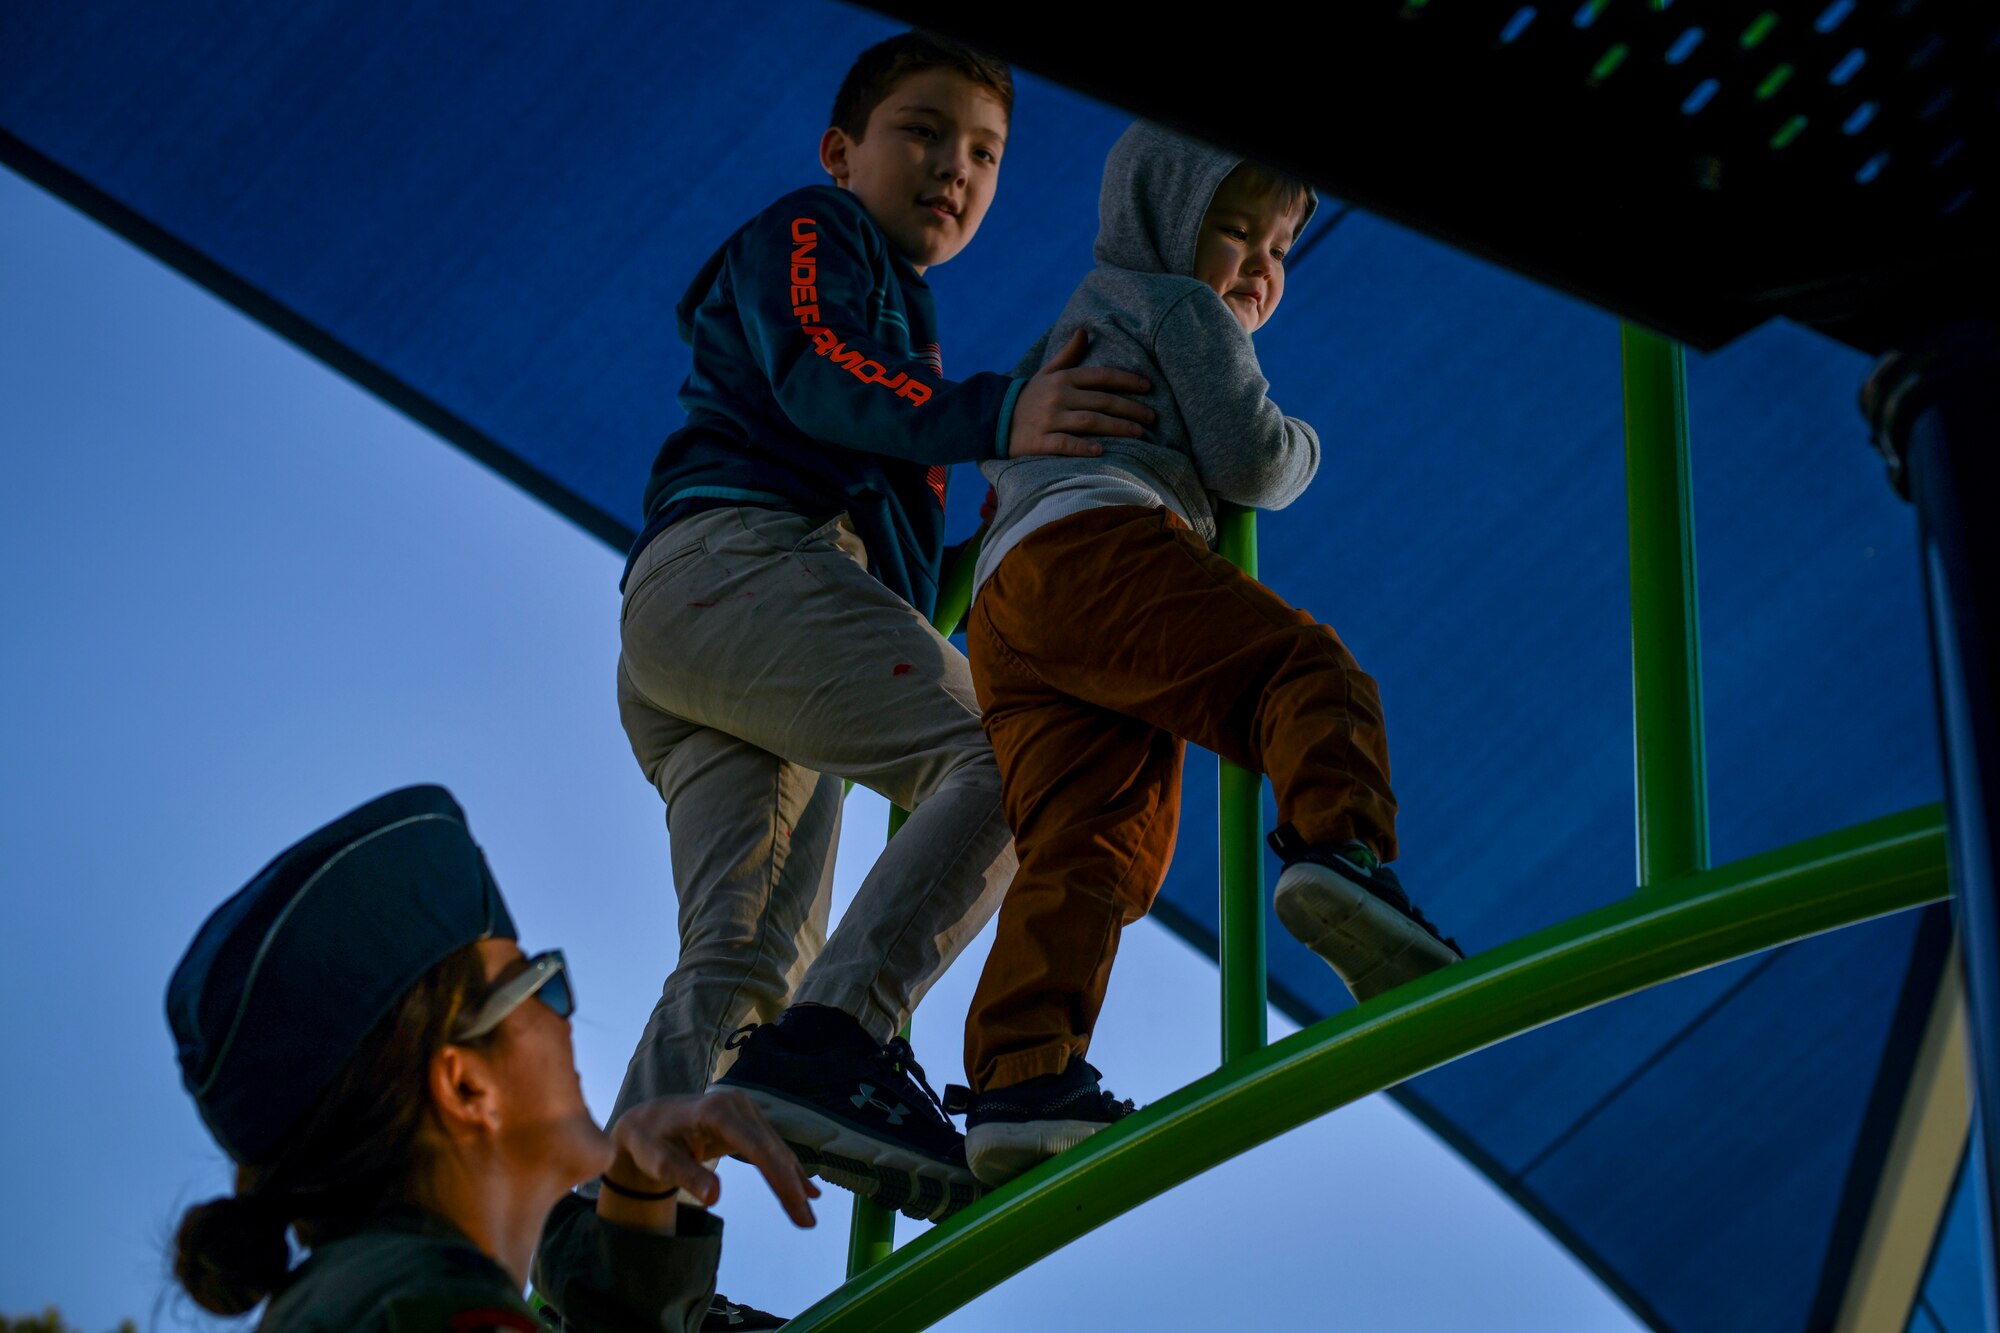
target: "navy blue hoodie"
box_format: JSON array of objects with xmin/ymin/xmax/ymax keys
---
[{"xmin": 631, "ymin": 184, "xmax": 1023, "ymax": 618}]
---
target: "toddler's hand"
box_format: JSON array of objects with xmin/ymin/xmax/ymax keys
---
[{"xmin": 1007, "ymin": 328, "xmax": 1154, "ymax": 458}]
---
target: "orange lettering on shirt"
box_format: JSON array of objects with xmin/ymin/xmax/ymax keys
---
[{"xmin": 785, "ymin": 216, "xmax": 935, "ymax": 408}]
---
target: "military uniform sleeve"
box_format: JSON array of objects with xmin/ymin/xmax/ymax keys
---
[
  {"xmin": 1151, "ymin": 288, "xmax": 1320, "ymax": 510},
  {"xmin": 530, "ymin": 1193, "xmax": 721, "ymax": 1333},
  {"xmin": 734, "ymin": 197, "xmax": 1015, "ymax": 464}
]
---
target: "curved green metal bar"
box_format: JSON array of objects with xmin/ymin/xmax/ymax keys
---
[{"xmin": 787, "ymin": 803, "xmax": 1948, "ymax": 1331}]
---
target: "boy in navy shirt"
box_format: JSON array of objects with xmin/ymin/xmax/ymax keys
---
[{"xmin": 604, "ymin": 31, "xmax": 1153, "ymax": 1235}]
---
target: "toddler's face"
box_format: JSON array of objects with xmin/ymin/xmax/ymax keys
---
[
  {"xmin": 1192, "ymin": 170, "xmax": 1303, "ymax": 334},
  {"xmin": 819, "ymin": 68, "xmax": 1008, "ymax": 273}
]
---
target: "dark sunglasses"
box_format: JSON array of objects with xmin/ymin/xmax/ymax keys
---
[{"xmin": 453, "ymin": 949, "xmax": 575, "ymax": 1041}]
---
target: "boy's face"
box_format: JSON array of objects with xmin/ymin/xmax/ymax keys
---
[
  {"xmin": 1192, "ymin": 170, "xmax": 1303, "ymax": 334},
  {"xmin": 819, "ymin": 68, "xmax": 1008, "ymax": 273}
]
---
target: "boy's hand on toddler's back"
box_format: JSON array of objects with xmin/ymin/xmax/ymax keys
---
[{"xmin": 1007, "ymin": 328, "xmax": 1154, "ymax": 458}]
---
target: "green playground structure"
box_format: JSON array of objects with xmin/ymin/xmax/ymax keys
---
[{"xmin": 807, "ymin": 324, "xmax": 1952, "ymax": 1331}]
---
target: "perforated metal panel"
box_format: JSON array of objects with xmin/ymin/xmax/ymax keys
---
[{"xmin": 888, "ymin": 0, "xmax": 1999, "ymax": 353}]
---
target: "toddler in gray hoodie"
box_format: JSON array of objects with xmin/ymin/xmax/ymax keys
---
[{"xmin": 948, "ymin": 122, "xmax": 1462, "ymax": 1186}]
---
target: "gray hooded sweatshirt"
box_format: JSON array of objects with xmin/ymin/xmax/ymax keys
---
[{"xmin": 973, "ymin": 122, "xmax": 1321, "ymax": 592}]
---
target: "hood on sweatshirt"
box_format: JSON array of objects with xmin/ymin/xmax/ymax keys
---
[{"xmin": 1092, "ymin": 121, "xmax": 1318, "ymax": 279}]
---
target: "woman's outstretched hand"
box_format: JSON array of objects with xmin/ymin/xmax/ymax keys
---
[{"xmin": 603, "ymin": 1089, "xmax": 820, "ymax": 1231}]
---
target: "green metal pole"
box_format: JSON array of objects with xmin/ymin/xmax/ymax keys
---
[
  {"xmin": 844, "ymin": 531, "xmax": 987, "ymax": 1272},
  {"xmin": 845, "ymin": 804, "xmax": 912, "ymax": 1276},
  {"xmin": 845, "ymin": 528, "xmax": 976, "ymax": 1277},
  {"xmin": 844, "ymin": 1199, "xmax": 896, "ymax": 1276},
  {"xmin": 1621, "ymin": 323, "xmax": 1711, "ymax": 886},
  {"xmin": 935, "ymin": 533, "xmax": 983, "ymax": 639},
  {"xmin": 1216, "ymin": 501, "xmax": 1269, "ymax": 1062},
  {"xmin": 786, "ymin": 804, "xmax": 1947, "ymax": 1332}
]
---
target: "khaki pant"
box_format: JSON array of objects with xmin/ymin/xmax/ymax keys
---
[
  {"xmin": 963, "ymin": 505, "xmax": 1397, "ymax": 1090},
  {"xmin": 611, "ymin": 506, "xmax": 1016, "ymax": 1124}
]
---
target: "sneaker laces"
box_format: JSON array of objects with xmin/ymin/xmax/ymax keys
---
[
  {"xmin": 1407, "ymin": 907, "xmax": 1463, "ymax": 958},
  {"xmin": 940, "ymin": 1066, "xmax": 1139, "ymax": 1122},
  {"xmin": 1381, "ymin": 885, "xmax": 1462, "ymax": 957},
  {"xmin": 1074, "ymin": 1059, "xmax": 1137, "ymax": 1120},
  {"xmin": 881, "ymin": 1035, "xmax": 953, "ymax": 1124},
  {"xmin": 1336, "ymin": 845, "xmax": 1465, "ymax": 959}
]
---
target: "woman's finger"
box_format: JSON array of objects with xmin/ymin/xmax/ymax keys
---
[
  {"xmin": 729, "ymin": 1125, "xmax": 818, "ymax": 1228},
  {"xmin": 704, "ymin": 1095, "xmax": 819, "ymax": 1228},
  {"xmin": 654, "ymin": 1138, "xmax": 719, "ymax": 1208}
]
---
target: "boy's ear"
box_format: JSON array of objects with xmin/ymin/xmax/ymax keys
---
[{"xmin": 820, "ymin": 126, "xmax": 853, "ymax": 185}]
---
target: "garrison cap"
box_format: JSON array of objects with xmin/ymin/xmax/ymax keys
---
[{"xmin": 167, "ymin": 784, "xmax": 516, "ymax": 1163}]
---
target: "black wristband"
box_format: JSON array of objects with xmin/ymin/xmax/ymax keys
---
[{"xmin": 599, "ymin": 1174, "xmax": 676, "ymax": 1202}]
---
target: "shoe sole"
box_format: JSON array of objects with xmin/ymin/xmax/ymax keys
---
[
  {"xmin": 965, "ymin": 1117, "xmax": 1109, "ymax": 1188},
  {"xmin": 1273, "ymin": 862, "xmax": 1459, "ymax": 1003},
  {"xmin": 721, "ymin": 1080, "xmax": 985, "ymax": 1222}
]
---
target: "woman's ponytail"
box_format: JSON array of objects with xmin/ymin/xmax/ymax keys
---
[{"xmin": 172, "ymin": 1190, "xmax": 291, "ymax": 1315}]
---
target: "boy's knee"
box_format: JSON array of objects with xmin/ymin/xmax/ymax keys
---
[
  {"xmin": 939, "ymin": 739, "xmax": 1005, "ymax": 797},
  {"xmin": 617, "ymin": 686, "xmax": 679, "ymax": 782}
]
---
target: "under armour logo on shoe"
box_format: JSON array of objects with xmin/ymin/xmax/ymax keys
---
[{"xmin": 851, "ymin": 1082, "xmax": 909, "ymax": 1125}]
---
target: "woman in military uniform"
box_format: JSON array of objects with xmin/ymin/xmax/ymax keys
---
[{"xmin": 165, "ymin": 785, "xmax": 818, "ymax": 1331}]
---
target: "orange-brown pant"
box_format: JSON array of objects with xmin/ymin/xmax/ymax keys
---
[{"xmin": 963, "ymin": 505, "xmax": 1398, "ymax": 1091}]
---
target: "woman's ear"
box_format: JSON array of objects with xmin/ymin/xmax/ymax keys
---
[
  {"xmin": 428, "ymin": 1042, "xmax": 502, "ymax": 1143},
  {"xmin": 820, "ymin": 126, "xmax": 852, "ymax": 184}
]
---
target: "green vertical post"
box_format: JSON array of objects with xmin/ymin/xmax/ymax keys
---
[
  {"xmin": 1620, "ymin": 323, "xmax": 1711, "ymax": 885},
  {"xmin": 1216, "ymin": 501, "xmax": 1269, "ymax": 1061},
  {"xmin": 846, "ymin": 804, "xmax": 911, "ymax": 1276},
  {"xmin": 846, "ymin": 537, "xmax": 982, "ymax": 1275},
  {"xmin": 845, "ymin": 1203, "xmax": 896, "ymax": 1276}
]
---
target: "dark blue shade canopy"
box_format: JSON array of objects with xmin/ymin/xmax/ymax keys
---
[{"xmin": 0, "ymin": 3, "xmax": 1951, "ymax": 1328}]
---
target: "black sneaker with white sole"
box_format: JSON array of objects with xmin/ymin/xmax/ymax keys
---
[
  {"xmin": 1267, "ymin": 824, "xmax": 1463, "ymax": 1003},
  {"xmin": 702, "ymin": 1293, "xmax": 787, "ymax": 1330},
  {"xmin": 711, "ymin": 1008, "xmax": 983, "ymax": 1221},
  {"xmin": 944, "ymin": 1058, "xmax": 1136, "ymax": 1188}
]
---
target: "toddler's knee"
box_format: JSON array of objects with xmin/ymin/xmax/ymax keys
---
[{"xmin": 1294, "ymin": 622, "xmax": 1363, "ymax": 673}]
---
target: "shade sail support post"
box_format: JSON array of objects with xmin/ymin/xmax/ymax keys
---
[{"xmin": 1864, "ymin": 322, "xmax": 2000, "ymax": 1332}]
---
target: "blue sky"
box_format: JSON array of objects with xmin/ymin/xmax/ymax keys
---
[{"xmin": 0, "ymin": 165, "xmax": 1641, "ymax": 1331}]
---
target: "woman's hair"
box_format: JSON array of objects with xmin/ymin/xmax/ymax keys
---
[{"xmin": 171, "ymin": 943, "xmax": 490, "ymax": 1314}]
